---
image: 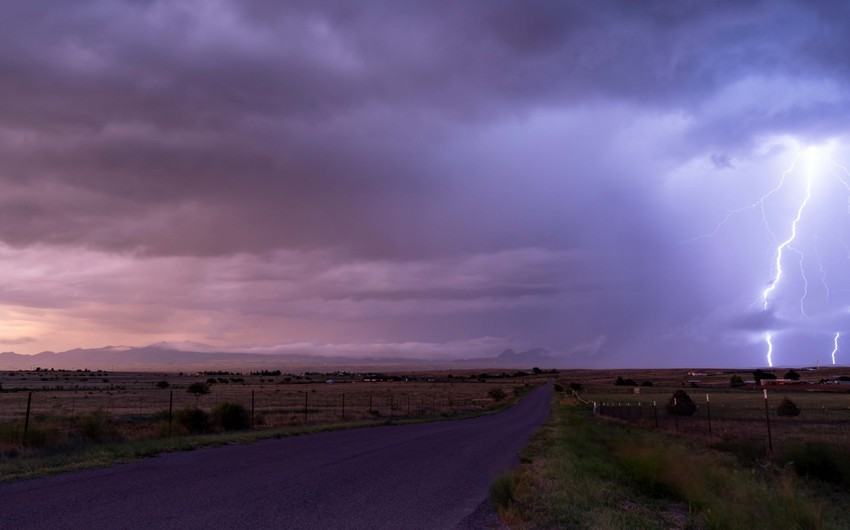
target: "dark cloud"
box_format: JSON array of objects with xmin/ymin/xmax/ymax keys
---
[{"xmin": 1, "ymin": 1, "xmax": 849, "ymax": 365}]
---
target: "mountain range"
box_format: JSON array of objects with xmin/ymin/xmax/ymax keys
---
[{"xmin": 0, "ymin": 344, "xmax": 569, "ymax": 372}]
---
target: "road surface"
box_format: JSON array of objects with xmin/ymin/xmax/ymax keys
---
[{"xmin": 0, "ymin": 382, "xmax": 551, "ymax": 529}]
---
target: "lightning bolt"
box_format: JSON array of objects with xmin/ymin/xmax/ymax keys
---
[
  {"xmin": 692, "ymin": 146, "xmax": 850, "ymax": 368},
  {"xmin": 831, "ymin": 332, "xmax": 840, "ymax": 365},
  {"xmin": 765, "ymin": 332, "xmax": 774, "ymax": 368},
  {"xmin": 761, "ymin": 161, "xmax": 814, "ymax": 313},
  {"xmin": 687, "ymin": 156, "xmax": 800, "ymax": 243}
]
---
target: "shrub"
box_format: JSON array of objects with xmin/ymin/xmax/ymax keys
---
[
  {"xmin": 729, "ymin": 374, "xmax": 745, "ymax": 387},
  {"xmin": 155, "ymin": 380, "xmax": 169, "ymax": 389},
  {"xmin": 490, "ymin": 473, "xmax": 515, "ymax": 510},
  {"xmin": 665, "ymin": 390, "xmax": 696, "ymax": 416},
  {"xmin": 553, "ymin": 383, "xmax": 565, "ymax": 392},
  {"xmin": 488, "ymin": 388, "xmax": 507, "ymax": 402},
  {"xmin": 778, "ymin": 441, "xmax": 850, "ymax": 485},
  {"xmin": 568, "ymin": 382, "xmax": 584, "ymax": 392},
  {"xmin": 615, "ymin": 376, "xmax": 637, "ymax": 386},
  {"xmin": 175, "ymin": 407, "xmax": 211, "ymax": 434},
  {"xmin": 211, "ymin": 401, "xmax": 251, "ymax": 431},
  {"xmin": 783, "ymin": 369, "xmax": 800, "ymax": 381},
  {"xmin": 776, "ymin": 397, "xmax": 801, "ymax": 417},
  {"xmin": 186, "ymin": 382, "xmax": 210, "ymax": 397},
  {"xmin": 77, "ymin": 409, "xmax": 119, "ymax": 443}
]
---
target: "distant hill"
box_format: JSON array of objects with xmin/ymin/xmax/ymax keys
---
[{"xmin": 0, "ymin": 344, "xmax": 569, "ymax": 372}]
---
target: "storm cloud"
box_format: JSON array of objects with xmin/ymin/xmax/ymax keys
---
[{"xmin": 2, "ymin": 1, "xmax": 850, "ymax": 366}]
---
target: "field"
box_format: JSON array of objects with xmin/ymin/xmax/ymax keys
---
[
  {"xmin": 0, "ymin": 367, "xmax": 547, "ymax": 480},
  {"xmin": 552, "ymin": 366, "xmax": 850, "ymax": 453}
]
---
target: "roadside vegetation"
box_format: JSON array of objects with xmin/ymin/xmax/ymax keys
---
[{"xmin": 493, "ymin": 394, "xmax": 850, "ymax": 529}]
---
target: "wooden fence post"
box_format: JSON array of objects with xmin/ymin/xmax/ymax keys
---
[
  {"xmin": 23, "ymin": 392, "xmax": 32, "ymax": 443},
  {"xmin": 763, "ymin": 389, "xmax": 773, "ymax": 453}
]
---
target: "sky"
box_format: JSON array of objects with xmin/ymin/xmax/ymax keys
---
[{"xmin": 2, "ymin": 1, "xmax": 850, "ymax": 367}]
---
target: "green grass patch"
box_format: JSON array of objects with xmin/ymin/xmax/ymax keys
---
[{"xmin": 496, "ymin": 398, "xmax": 844, "ymax": 529}]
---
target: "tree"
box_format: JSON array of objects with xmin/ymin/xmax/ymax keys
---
[
  {"xmin": 569, "ymin": 382, "xmax": 584, "ymax": 393},
  {"xmin": 776, "ymin": 397, "xmax": 801, "ymax": 417},
  {"xmin": 784, "ymin": 370, "xmax": 801, "ymax": 381},
  {"xmin": 666, "ymin": 390, "xmax": 697, "ymax": 416},
  {"xmin": 753, "ymin": 369, "xmax": 777, "ymax": 383},
  {"xmin": 730, "ymin": 375, "xmax": 745, "ymax": 388},
  {"xmin": 187, "ymin": 382, "xmax": 210, "ymax": 397}
]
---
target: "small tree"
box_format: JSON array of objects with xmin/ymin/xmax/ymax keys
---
[
  {"xmin": 753, "ymin": 369, "xmax": 776, "ymax": 383},
  {"xmin": 776, "ymin": 397, "xmax": 801, "ymax": 417},
  {"xmin": 666, "ymin": 390, "xmax": 697, "ymax": 416},
  {"xmin": 730, "ymin": 375, "xmax": 745, "ymax": 388},
  {"xmin": 569, "ymin": 382, "xmax": 584, "ymax": 393}
]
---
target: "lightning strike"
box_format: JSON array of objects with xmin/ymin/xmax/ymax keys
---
[
  {"xmin": 765, "ymin": 332, "xmax": 774, "ymax": 367},
  {"xmin": 687, "ymin": 156, "xmax": 800, "ymax": 243},
  {"xmin": 695, "ymin": 144, "xmax": 850, "ymax": 367},
  {"xmin": 761, "ymin": 159, "xmax": 814, "ymax": 311},
  {"xmin": 831, "ymin": 332, "xmax": 840, "ymax": 365}
]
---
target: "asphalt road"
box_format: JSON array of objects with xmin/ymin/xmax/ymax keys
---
[{"xmin": 0, "ymin": 382, "xmax": 551, "ymax": 529}]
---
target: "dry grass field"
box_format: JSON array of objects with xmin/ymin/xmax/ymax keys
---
[{"xmin": 0, "ymin": 368, "xmax": 547, "ymax": 454}]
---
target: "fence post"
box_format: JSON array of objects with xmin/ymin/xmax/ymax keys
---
[
  {"xmin": 23, "ymin": 392, "xmax": 32, "ymax": 443},
  {"xmin": 706, "ymin": 394, "xmax": 712, "ymax": 437},
  {"xmin": 673, "ymin": 398, "xmax": 679, "ymax": 433},
  {"xmin": 251, "ymin": 390, "xmax": 255, "ymax": 429},
  {"xmin": 763, "ymin": 389, "xmax": 773, "ymax": 453},
  {"xmin": 168, "ymin": 390, "xmax": 173, "ymax": 435}
]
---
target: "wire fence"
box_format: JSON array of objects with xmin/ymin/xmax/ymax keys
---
[{"xmin": 588, "ymin": 392, "xmax": 850, "ymax": 451}]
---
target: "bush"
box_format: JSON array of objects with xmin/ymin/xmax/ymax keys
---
[
  {"xmin": 569, "ymin": 382, "xmax": 584, "ymax": 392},
  {"xmin": 187, "ymin": 382, "xmax": 210, "ymax": 397},
  {"xmin": 553, "ymin": 383, "xmax": 565, "ymax": 392},
  {"xmin": 615, "ymin": 376, "xmax": 637, "ymax": 386},
  {"xmin": 783, "ymin": 369, "xmax": 800, "ymax": 381},
  {"xmin": 77, "ymin": 409, "xmax": 119, "ymax": 443},
  {"xmin": 729, "ymin": 374, "xmax": 745, "ymax": 387},
  {"xmin": 155, "ymin": 380, "xmax": 169, "ymax": 389},
  {"xmin": 490, "ymin": 473, "xmax": 515, "ymax": 510},
  {"xmin": 175, "ymin": 407, "xmax": 211, "ymax": 434},
  {"xmin": 776, "ymin": 397, "xmax": 801, "ymax": 417},
  {"xmin": 488, "ymin": 388, "xmax": 507, "ymax": 402},
  {"xmin": 665, "ymin": 390, "xmax": 696, "ymax": 416},
  {"xmin": 778, "ymin": 441, "xmax": 850, "ymax": 485},
  {"xmin": 211, "ymin": 401, "xmax": 251, "ymax": 431}
]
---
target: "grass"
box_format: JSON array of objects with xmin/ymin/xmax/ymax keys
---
[{"xmin": 495, "ymin": 394, "xmax": 848, "ymax": 529}]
